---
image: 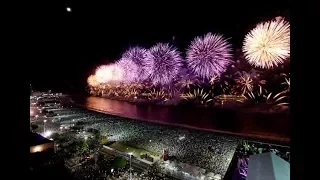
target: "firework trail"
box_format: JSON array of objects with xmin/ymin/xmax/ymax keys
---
[
  {"xmin": 186, "ymin": 33, "xmax": 233, "ymax": 80},
  {"xmin": 243, "ymin": 17, "xmax": 290, "ymax": 69}
]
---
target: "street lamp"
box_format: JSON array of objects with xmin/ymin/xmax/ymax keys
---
[
  {"xmin": 43, "ymin": 120, "xmax": 47, "ymax": 134},
  {"xmin": 128, "ymin": 152, "xmax": 132, "ymax": 180},
  {"xmin": 70, "ymin": 119, "xmax": 75, "ymax": 128}
]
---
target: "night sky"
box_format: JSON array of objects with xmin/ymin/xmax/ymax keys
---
[{"xmin": 30, "ymin": 2, "xmax": 289, "ymax": 92}]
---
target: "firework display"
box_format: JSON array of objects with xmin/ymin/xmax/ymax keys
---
[
  {"xmin": 146, "ymin": 43, "xmax": 184, "ymax": 85},
  {"xmin": 243, "ymin": 18, "xmax": 290, "ymax": 69},
  {"xmin": 186, "ymin": 33, "xmax": 233, "ymax": 80},
  {"xmin": 95, "ymin": 64, "xmax": 124, "ymax": 83},
  {"xmin": 122, "ymin": 47, "xmax": 153, "ymax": 80},
  {"xmin": 87, "ymin": 75, "xmax": 99, "ymax": 87},
  {"xmin": 87, "ymin": 17, "xmax": 290, "ymax": 113},
  {"xmin": 95, "ymin": 65, "xmax": 112, "ymax": 83},
  {"xmin": 116, "ymin": 58, "xmax": 139, "ymax": 83}
]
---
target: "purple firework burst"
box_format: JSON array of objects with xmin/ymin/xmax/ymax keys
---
[
  {"xmin": 116, "ymin": 58, "xmax": 139, "ymax": 83},
  {"xmin": 146, "ymin": 43, "xmax": 184, "ymax": 85},
  {"xmin": 121, "ymin": 46, "xmax": 152, "ymax": 81},
  {"xmin": 186, "ymin": 33, "xmax": 233, "ymax": 80}
]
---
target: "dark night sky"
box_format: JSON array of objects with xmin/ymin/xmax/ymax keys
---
[{"xmin": 30, "ymin": 2, "xmax": 289, "ymax": 92}]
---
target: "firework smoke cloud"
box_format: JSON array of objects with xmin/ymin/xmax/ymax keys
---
[
  {"xmin": 116, "ymin": 58, "xmax": 139, "ymax": 83},
  {"xmin": 146, "ymin": 43, "xmax": 184, "ymax": 85},
  {"xmin": 243, "ymin": 17, "xmax": 290, "ymax": 69},
  {"xmin": 186, "ymin": 33, "xmax": 233, "ymax": 80},
  {"xmin": 122, "ymin": 46, "xmax": 153, "ymax": 81}
]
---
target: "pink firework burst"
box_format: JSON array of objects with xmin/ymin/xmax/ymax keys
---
[
  {"xmin": 186, "ymin": 33, "xmax": 233, "ymax": 80},
  {"xmin": 122, "ymin": 46, "xmax": 153, "ymax": 81},
  {"xmin": 146, "ymin": 43, "xmax": 184, "ymax": 85},
  {"xmin": 116, "ymin": 58, "xmax": 139, "ymax": 83}
]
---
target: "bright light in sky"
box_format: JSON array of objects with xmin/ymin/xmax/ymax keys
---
[{"xmin": 66, "ymin": 7, "xmax": 72, "ymax": 12}]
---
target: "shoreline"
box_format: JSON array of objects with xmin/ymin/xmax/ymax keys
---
[
  {"xmin": 71, "ymin": 100, "xmax": 290, "ymax": 145},
  {"xmin": 71, "ymin": 94, "xmax": 289, "ymax": 116}
]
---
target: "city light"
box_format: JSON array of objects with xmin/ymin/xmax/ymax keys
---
[
  {"xmin": 34, "ymin": 146, "xmax": 42, "ymax": 152},
  {"xmin": 129, "ymin": 152, "xmax": 133, "ymax": 180},
  {"xmin": 44, "ymin": 130, "xmax": 52, "ymax": 137},
  {"xmin": 66, "ymin": 7, "xmax": 71, "ymax": 12}
]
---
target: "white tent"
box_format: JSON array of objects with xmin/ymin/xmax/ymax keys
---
[{"xmin": 246, "ymin": 152, "xmax": 290, "ymax": 180}]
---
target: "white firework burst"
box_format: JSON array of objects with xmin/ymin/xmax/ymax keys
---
[{"xmin": 243, "ymin": 18, "xmax": 290, "ymax": 69}]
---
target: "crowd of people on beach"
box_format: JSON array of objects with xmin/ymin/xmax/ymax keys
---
[
  {"xmin": 70, "ymin": 155, "xmax": 162, "ymax": 180},
  {"xmin": 41, "ymin": 107, "xmax": 239, "ymax": 177}
]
